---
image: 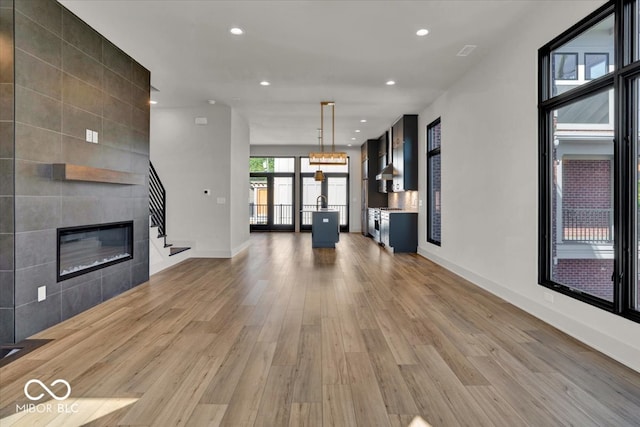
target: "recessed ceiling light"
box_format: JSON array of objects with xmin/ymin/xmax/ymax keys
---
[
  {"xmin": 416, "ymin": 29, "xmax": 429, "ymax": 37},
  {"xmin": 230, "ymin": 27, "xmax": 244, "ymax": 35},
  {"xmin": 386, "ymin": 80, "xmax": 396, "ymax": 86},
  {"xmin": 355, "ymin": 130, "xmax": 361, "ymax": 133},
  {"xmin": 149, "ymin": 100, "xmax": 157, "ymax": 105},
  {"xmin": 260, "ymin": 81, "xmax": 270, "ymax": 86},
  {"xmin": 208, "ymin": 99, "xmax": 216, "ymax": 105},
  {"xmin": 351, "ymin": 137, "xmax": 356, "ymax": 140},
  {"xmin": 360, "ymin": 119, "xmax": 367, "ymax": 123},
  {"xmin": 348, "ymin": 144, "xmax": 352, "ymax": 147}
]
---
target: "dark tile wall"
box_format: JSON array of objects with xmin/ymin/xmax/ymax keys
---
[
  {"xmin": 8, "ymin": 0, "xmax": 150, "ymax": 342},
  {"xmin": 0, "ymin": 0, "xmax": 15, "ymax": 344}
]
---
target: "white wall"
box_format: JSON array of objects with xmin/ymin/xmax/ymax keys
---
[
  {"xmin": 151, "ymin": 104, "xmax": 250, "ymax": 257},
  {"xmin": 416, "ymin": 0, "xmax": 640, "ymax": 373},
  {"xmin": 230, "ymin": 110, "xmax": 251, "ymax": 254},
  {"xmin": 250, "ymin": 145, "xmax": 362, "ymax": 232}
]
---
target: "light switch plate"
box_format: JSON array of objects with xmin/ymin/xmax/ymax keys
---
[
  {"xmin": 38, "ymin": 286, "xmax": 46, "ymax": 302},
  {"xmin": 86, "ymin": 129, "xmax": 93, "ymax": 142},
  {"xmin": 92, "ymin": 131, "xmax": 98, "ymax": 143}
]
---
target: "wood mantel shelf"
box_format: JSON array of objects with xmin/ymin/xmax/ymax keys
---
[{"xmin": 52, "ymin": 163, "xmax": 144, "ymax": 185}]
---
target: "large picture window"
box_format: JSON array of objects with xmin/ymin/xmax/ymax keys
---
[
  {"xmin": 427, "ymin": 118, "xmax": 441, "ymax": 245},
  {"xmin": 539, "ymin": 1, "xmax": 639, "ymax": 322}
]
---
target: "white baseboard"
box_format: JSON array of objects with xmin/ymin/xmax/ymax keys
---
[
  {"xmin": 231, "ymin": 240, "xmax": 250, "ymax": 257},
  {"xmin": 416, "ymin": 247, "xmax": 640, "ymax": 373},
  {"xmin": 150, "ymin": 250, "xmax": 190, "ymax": 275}
]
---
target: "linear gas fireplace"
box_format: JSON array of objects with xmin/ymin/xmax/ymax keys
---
[{"xmin": 57, "ymin": 221, "xmax": 133, "ymax": 282}]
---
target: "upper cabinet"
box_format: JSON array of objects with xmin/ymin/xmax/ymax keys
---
[
  {"xmin": 391, "ymin": 115, "xmax": 418, "ymax": 192},
  {"xmin": 361, "ymin": 138, "xmax": 388, "ymax": 206},
  {"xmin": 377, "ymin": 132, "xmax": 391, "ymax": 193},
  {"xmin": 361, "ymin": 143, "xmax": 368, "ymax": 180}
]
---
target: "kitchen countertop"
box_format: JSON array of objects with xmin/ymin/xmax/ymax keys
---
[
  {"xmin": 383, "ymin": 210, "xmax": 417, "ymax": 214},
  {"xmin": 300, "ymin": 209, "xmax": 339, "ymax": 213},
  {"xmin": 368, "ymin": 208, "xmax": 417, "ymax": 214}
]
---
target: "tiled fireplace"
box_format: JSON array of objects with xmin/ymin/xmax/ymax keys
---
[
  {"xmin": 0, "ymin": 0, "xmax": 151, "ymax": 344},
  {"xmin": 58, "ymin": 222, "xmax": 134, "ymax": 282}
]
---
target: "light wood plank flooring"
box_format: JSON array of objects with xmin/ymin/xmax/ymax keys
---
[{"xmin": 1, "ymin": 233, "xmax": 640, "ymax": 426}]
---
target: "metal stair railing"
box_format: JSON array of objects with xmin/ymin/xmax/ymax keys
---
[{"xmin": 149, "ymin": 162, "xmax": 167, "ymax": 245}]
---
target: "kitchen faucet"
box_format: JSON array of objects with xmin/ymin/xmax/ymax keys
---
[{"xmin": 316, "ymin": 195, "xmax": 327, "ymax": 210}]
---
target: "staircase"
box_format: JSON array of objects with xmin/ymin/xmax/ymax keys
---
[{"xmin": 149, "ymin": 162, "xmax": 191, "ymax": 274}]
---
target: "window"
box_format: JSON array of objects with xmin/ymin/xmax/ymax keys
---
[
  {"xmin": 585, "ymin": 53, "xmax": 609, "ymax": 80},
  {"xmin": 553, "ymin": 53, "xmax": 578, "ymax": 80},
  {"xmin": 549, "ymin": 14, "xmax": 614, "ymax": 97},
  {"xmin": 249, "ymin": 157, "xmax": 295, "ymax": 230},
  {"xmin": 427, "ymin": 118, "xmax": 441, "ymax": 245},
  {"xmin": 539, "ymin": 1, "xmax": 640, "ymax": 322}
]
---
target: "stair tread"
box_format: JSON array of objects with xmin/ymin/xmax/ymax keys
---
[{"xmin": 169, "ymin": 247, "xmax": 191, "ymax": 256}]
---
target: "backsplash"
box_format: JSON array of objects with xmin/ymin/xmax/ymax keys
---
[{"xmin": 388, "ymin": 191, "xmax": 418, "ymax": 211}]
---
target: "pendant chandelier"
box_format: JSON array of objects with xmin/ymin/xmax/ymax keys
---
[{"xmin": 309, "ymin": 101, "xmax": 348, "ymax": 166}]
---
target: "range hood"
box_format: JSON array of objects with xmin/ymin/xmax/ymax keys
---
[{"xmin": 376, "ymin": 163, "xmax": 394, "ymax": 180}]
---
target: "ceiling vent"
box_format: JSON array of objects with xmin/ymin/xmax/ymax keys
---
[{"xmin": 456, "ymin": 45, "xmax": 477, "ymax": 57}]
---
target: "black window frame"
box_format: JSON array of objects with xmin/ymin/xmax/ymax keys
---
[
  {"xmin": 585, "ymin": 52, "xmax": 610, "ymax": 80},
  {"xmin": 249, "ymin": 156, "xmax": 296, "ymax": 231},
  {"xmin": 538, "ymin": 0, "xmax": 640, "ymax": 323},
  {"xmin": 427, "ymin": 118, "xmax": 441, "ymax": 246},
  {"xmin": 553, "ymin": 52, "xmax": 579, "ymax": 80}
]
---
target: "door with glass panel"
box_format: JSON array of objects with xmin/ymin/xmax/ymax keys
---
[
  {"xmin": 250, "ymin": 176, "xmax": 269, "ymax": 226},
  {"xmin": 327, "ymin": 177, "xmax": 348, "ymax": 229},
  {"xmin": 300, "ymin": 157, "xmax": 349, "ymax": 231},
  {"xmin": 249, "ymin": 157, "xmax": 295, "ymax": 231},
  {"xmin": 301, "ymin": 177, "xmax": 323, "ymax": 230}
]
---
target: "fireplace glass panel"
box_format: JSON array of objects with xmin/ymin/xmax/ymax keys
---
[{"xmin": 57, "ymin": 221, "xmax": 133, "ymax": 281}]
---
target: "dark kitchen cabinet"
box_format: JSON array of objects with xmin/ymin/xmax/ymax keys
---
[
  {"xmin": 361, "ymin": 139, "xmax": 387, "ymax": 235},
  {"xmin": 391, "ymin": 115, "xmax": 418, "ymax": 192},
  {"xmin": 361, "ymin": 143, "xmax": 368, "ymax": 180},
  {"xmin": 380, "ymin": 211, "xmax": 417, "ymax": 253},
  {"xmin": 377, "ymin": 132, "xmax": 391, "ymax": 193}
]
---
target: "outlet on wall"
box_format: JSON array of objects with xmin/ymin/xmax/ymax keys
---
[{"xmin": 37, "ymin": 286, "xmax": 46, "ymax": 302}]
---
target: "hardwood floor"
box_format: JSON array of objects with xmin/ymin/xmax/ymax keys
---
[{"xmin": 1, "ymin": 232, "xmax": 640, "ymax": 426}]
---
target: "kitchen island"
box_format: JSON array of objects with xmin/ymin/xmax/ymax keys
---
[{"xmin": 303, "ymin": 209, "xmax": 340, "ymax": 248}]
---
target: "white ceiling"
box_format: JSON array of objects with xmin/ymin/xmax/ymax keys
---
[{"xmin": 60, "ymin": 0, "xmax": 538, "ymax": 147}]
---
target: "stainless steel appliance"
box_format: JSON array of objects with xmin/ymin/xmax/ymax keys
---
[{"xmin": 372, "ymin": 208, "xmax": 381, "ymax": 243}]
